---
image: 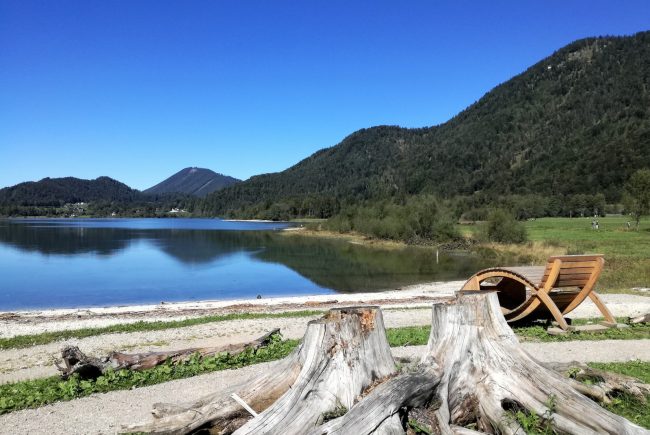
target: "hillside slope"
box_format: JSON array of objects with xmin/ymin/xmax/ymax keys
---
[
  {"xmin": 145, "ymin": 167, "xmax": 239, "ymax": 197},
  {"xmin": 198, "ymin": 31, "xmax": 650, "ymax": 217},
  {"xmin": 0, "ymin": 177, "xmax": 140, "ymax": 206}
]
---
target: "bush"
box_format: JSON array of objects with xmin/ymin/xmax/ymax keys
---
[
  {"xmin": 484, "ymin": 209, "xmax": 528, "ymax": 244},
  {"xmin": 323, "ymin": 195, "xmax": 461, "ymax": 243}
]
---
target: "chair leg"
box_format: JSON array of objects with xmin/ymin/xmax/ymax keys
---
[
  {"xmin": 535, "ymin": 291, "xmax": 572, "ymax": 330},
  {"xmin": 588, "ymin": 291, "xmax": 616, "ymax": 324}
]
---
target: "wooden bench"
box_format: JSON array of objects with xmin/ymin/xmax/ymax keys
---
[{"xmin": 460, "ymin": 254, "xmax": 615, "ymax": 330}]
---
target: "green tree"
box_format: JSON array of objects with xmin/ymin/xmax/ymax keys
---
[{"xmin": 625, "ymin": 169, "xmax": 650, "ymax": 230}]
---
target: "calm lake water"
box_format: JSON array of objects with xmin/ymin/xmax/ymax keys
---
[{"xmin": 0, "ymin": 218, "xmax": 495, "ymax": 310}]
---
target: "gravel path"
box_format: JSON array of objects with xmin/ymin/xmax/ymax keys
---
[
  {"xmin": 2, "ymin": 340, "xmax": 649, "ymax": 435},
  {"xmin": 2, "ymin": 293, "xmax": 649, "ymax": 383}
]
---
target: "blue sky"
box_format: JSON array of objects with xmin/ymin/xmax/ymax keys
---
[{"xmin": 1, "ymin": 1, "xmax": 649, "ymax": 190}]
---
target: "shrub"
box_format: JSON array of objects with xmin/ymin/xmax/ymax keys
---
[
  {"xmin": 323, "ymin": 195, "xmax": 461, "ymax": 243},
  {"xmin": 484, "ymin": 209, "xmax": 528, "ymax": 244}
]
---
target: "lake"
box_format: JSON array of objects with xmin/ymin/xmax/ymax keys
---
[{"xmin": 0, "ymin": 218, "xmax": 496, "ymax": 310}]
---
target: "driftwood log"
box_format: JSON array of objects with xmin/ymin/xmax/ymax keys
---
[
  {"xmin": 630, "ymin": 313, "xmax": 650, "ymax": 324},
  {"xmin": 126, "ymin": 293, "xmax": 648, "ymax": 434},
  {"xmin": 56, "ymin": 329, "xmax": 280, "ymax": 379},
  {"xmin": 546, "ymin": 361, "xmax": 650, "ymax": 405}
]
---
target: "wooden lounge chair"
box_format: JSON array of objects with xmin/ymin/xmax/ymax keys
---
[{"xmin": 460, "ymin": 254, "xmax": 615, "ymax": 330}]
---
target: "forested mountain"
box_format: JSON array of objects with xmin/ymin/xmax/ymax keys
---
[
  {"xmin": 0, "ymin": 176, "xmax": 140, "ymax": 206},
  {"xmin": 144, "ymin": 167, "xmax": 240, "ymax": 197},
  {"xmin": 197, "ymin": 31, "xmax": 650, "ymax": 218}
]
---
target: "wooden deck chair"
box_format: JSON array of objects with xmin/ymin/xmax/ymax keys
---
[{"xmin": 460, "ymin": 254, "xmax": 615, "ymax": 330}]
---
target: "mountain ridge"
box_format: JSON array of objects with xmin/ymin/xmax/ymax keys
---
[{"xmin": 0, "ymin": 176, "xmax": 140, "ymax": 206}]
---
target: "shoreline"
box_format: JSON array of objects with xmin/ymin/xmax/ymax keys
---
[
  {"xmin": 0, "ymin": 280, "xmax": 462, "ymax": 319},
  {"xmin": 2, "ymin": 280, "xmax": 649, "ymax": 340}
]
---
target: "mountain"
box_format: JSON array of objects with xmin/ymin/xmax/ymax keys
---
[
  {"xmin": 0, "ymin": 176, "xmax": 140, "ymax": 206},
  {"xmin": 144, "ymin": 167, "xmax": 240, "ymax": 197},
  {"xmin": 198, "ymin": 31, "xmax": 650, "ymax": 217}
]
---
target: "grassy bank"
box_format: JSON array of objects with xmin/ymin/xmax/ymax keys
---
[{"xmin": 0, "ymin": 310, "xmax": 323, "ymax": 350}]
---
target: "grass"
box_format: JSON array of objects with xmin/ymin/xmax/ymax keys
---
[
  {"xmin": 505, "ymin": 395, "xmax": 557, "ymax": 435},
  {"xmin": 0, "ymin": 333, "xmax": 298, "ymax": 415},
  {"xmin": 465, "ymin": 216, "xmax": 650, "ymax": 292},
  {"xmin": 589, "ymin": 360, "xmax": 650, "ymax": 383},
  {"xmin": 587, "ymin": 361, "xmax": 650, "ymax": 429},
  {"xmin": 0, "ymin": 310, "xmax": 323, "ymax": 350},
  {"xmin": 386, "ymin": 318, "xmax": 650, "ymax": 346},
  {"xmin": 515, "ymin": 318, "xmax": 650, "ymax": 342}
]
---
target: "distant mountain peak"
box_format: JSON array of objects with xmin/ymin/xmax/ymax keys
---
[{"xmin": 144, "ymin": 168, "xmax": 240, "ymax": 197}]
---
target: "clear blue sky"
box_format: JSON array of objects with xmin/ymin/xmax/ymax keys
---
[{"xmin": 1, "ymin": 1, "xmax": 648, "ymax": 190}]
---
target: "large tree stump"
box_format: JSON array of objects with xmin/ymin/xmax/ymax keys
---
[
  {"xmin": 128, "ymin": 306, "xmax": 398, "ymax": 434},
  {"xmin": 420, "ymin": 292, "xmax": 647, "ymax": 434},
  {"xmin": 129, "ymin": 294, "xmax": 648, "ymax": 435}
]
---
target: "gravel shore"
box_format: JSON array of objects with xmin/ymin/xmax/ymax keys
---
[{"xmin": 1, "ymin": 286, "xmax": 648, "ymax": 384}]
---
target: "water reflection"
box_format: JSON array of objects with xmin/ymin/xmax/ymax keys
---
[{"xmin": 0, "ymin": 219, "xmax": 495, "ymax": 309}]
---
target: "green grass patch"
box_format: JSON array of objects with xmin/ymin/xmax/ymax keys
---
[
  {"xmin": 588, "ymin": 360, "xmax": 650, "ymax": 384},
  {"xmin": 524, "ymin": 217, "xmax": 650, "ymax": 291},
  {"xmin": 0, "ymin": 310, "xmax": 323, "ymax": 350},
  {"xmin": 601, "ymin": 392, "xmax": 650, "ymax": 429},
  {"xmin": 0, "ymin": 333, "xmax": 299, "ymax": 415},
  {"xmin": 587, "ymin": 361, "xmax": 650, "ymax": 429},
  {"xmin": 387, "ymin": 319, "xmax": 650, "ymax": 346},
  {"xmin": 515, "ymin": 319, "xmax": 650, "ymax": 342},
  {"xmin": 386, "ymin": 325, "xmax": 431, "ymax": 347},
  {"xmin": 464, "ymin": 216, "xmax": 650, "ymax": 291}
]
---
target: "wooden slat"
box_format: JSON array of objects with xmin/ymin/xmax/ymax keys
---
[
  {"xmin": 558, "ymin": 261, "xmax": 598, "ymax": 269},
  {"xmin": 555, "ymin": 277, "xmax": 592, "ymax": 287},
  {"xmin": 543, "ymin": 271, "xmax": 594, "ymax": 281},
  {"xmin": 500, "ymin": 266, "xmax": 545, "ymax": 285},
  {"xmin": 548, "ymin": 254, "xmax": 604, "ymax": 262}
]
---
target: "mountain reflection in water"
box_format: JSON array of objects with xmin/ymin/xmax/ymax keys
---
[{"xmin": 0, "ymin": 219, "xmax": 495, "ymax": 310}]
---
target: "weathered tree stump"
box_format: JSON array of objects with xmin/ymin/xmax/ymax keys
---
[
  {"xmin": 127, "ymin": 306, "xmax": 397, "ymax": 434},
  {"xmin": 127, "ymin": 294, "xmax": 649, "ymax": 435},
  {"xmin": 420, "ymin": 292, "xmax": 647, "ymax": 434}
]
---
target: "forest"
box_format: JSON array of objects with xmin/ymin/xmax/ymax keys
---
[{"xmin": 195, "ymin": 32, "xmax": 650, "ymax": 220}]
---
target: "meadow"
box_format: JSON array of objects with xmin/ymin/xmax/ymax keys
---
[{"xmin": 465, "ymin": 216, "xmax": 650, "ymax": 292}]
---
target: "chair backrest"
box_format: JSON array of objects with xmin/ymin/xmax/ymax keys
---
[{"xmin": 540, "ymin": 254, "xmax": 604, "ymax": 289}]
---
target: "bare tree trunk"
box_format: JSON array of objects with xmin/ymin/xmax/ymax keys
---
[{"xmin": 127, "ymin": 294, "xmax": 649, "ymax": 435}]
